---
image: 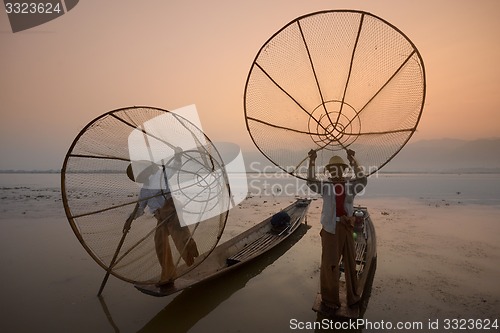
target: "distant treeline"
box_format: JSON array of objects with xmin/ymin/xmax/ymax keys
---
[{"xmin": 0, "ymin": 170, "xmax": 61, "ymax": 174}]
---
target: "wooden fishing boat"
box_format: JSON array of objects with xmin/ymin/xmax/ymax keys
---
[
  {"xmin": 135, "ymin": 198, "xmax": 311, "ymax": 297},
  {"xmin": 312, "ymin": 206, "xmax": 377, "ymax": 319}
]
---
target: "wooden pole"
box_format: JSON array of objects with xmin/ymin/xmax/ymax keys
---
[{"xmin": 97, "ymin": 203, "xmax": 139, "ymax": 296}]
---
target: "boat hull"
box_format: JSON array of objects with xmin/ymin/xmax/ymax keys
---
[{"xmin": 135, "ymin": 199, "xmax": 311, "ymax": 297}]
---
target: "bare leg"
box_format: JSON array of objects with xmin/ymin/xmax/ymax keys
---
[{"xmin": 154, "ymin": 220, "xmax": 176, "ymax": 284}]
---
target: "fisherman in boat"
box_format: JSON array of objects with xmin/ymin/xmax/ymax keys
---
[
  {"xmin": 126, "ymin": 148, "xmax": 199, "ymax": 287},
  {"xmin": 307, "ymin": 148, "xmax": 366, "ymax": 311}
]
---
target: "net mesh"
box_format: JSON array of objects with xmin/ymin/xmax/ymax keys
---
[
  {"xmin": 244, "ymin": 10, "xmax": 425, "ymax": 179},
  {"xmin": 62, "ymin": 107, "xmax": 230, "ymax": 284}
]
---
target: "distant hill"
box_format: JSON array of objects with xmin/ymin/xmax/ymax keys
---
[
  {"xmin": 383, "ymin": 138, "xmax": 500, "ymax": 173},
  {"xmin": 241, "ymin": 138, "xmax": 500, "ymax": 174},
  {"xmin": 241, "ymin": 150, "xmax": 280, "ymax": 173}
]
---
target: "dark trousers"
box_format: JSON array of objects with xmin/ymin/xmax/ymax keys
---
[
  {"xmin": 154, "ymin": 197, "xmax": 199, "ymax": 284},
  {"xmin": 320, "ymin": 216, "xmax": 360, "ymax": 307}
]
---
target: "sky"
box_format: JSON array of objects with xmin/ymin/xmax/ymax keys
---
[{"xmin": 1, "ymin": 0, "xmax": 499, "ymax": 170}]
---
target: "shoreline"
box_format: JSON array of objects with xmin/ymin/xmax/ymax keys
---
[{"xmin": 1, "ymin": 176, "xmax": 499, "ymax": 332}]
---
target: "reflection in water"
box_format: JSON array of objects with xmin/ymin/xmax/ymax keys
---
[
  {"xmin": 100, "ymin": 224, "xmax": 310, "ymax": 333},
  {"xmin": 99, "ymin": 223, "xmax": 377, "ymax": 333},
  {"xmin": 314, "ymin": 257, "xmax": 377, "ymax": 333},
  {"xmin": 98, "ymin": 296, "xmax": 119, "ymax": 333},
  {"xmin": 138, "ymin": 224, "xmax": 309, "ymax": 333}
]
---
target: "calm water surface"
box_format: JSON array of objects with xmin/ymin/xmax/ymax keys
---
[{"xmin": 0, "ymin": 173, "xmax": 499, "ymax": 332}]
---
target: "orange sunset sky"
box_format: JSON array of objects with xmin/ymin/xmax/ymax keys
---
[{"xmin": 1, "ymin": 0, "xmax": 499, "ymax": 170}]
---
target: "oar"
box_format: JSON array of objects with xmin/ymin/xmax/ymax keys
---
[{"xmin": 97, "ymin": 203, "xmax": 139, "ymax": 296}]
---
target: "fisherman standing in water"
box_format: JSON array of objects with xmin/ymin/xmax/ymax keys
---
[
  {"xmin": 307, "ymin": 148, "xmax": 367, "ymax": 311},
  {"xmin": 126, "ymin": 148, "xmax": 199, "ymax": 287}
]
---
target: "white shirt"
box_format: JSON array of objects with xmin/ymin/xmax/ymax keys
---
[
  {"xmin": 135, "ymin": 158, "xmax": 180, "ymax": 217},
  {"xmin": 308, "ymin": 177, "xmax": 367, "ymax": 234}
]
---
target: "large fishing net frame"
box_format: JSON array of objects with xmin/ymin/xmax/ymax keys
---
[
  {"xmin": 244, "ymin": 10, "xmax": 426, "ymax": 180},
  {"xmin": 61, "ymin": 106, "xmax": 230, "ymax": 285}
]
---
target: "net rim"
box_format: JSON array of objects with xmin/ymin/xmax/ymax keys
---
[
  {"xmin": 60, "ymin": 106, "xmax": 230, "ymax": 284},
  {"xmin": 243, "ymin": 9, "xmax": 426, "ymax": 179}
]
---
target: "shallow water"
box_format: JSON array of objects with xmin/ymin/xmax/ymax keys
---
[
  {"xmin": 246, "ymin": 172, "xmax": 500, "ymax": 205},
  {"xmin": 1, "ymin": 173, "xmax": 499, "ymax": 332}
]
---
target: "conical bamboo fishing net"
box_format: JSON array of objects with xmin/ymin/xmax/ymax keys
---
[
  {"xmin": 244, "ymin": 10, "xmax": 425, "ymax": 180},
  {"xmin": 61, "ymin": 107, "xmax": 230, "ymax": 285}
]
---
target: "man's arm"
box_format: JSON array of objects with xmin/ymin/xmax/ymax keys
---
[
  {"xmin": 129, "ymin": 188, "xmax": 148, "ymax": 221},
  {"xmin": 164, "ymin": 147, "xmax": 182, "ymax": 181},
  {"xmin": 172, "ymin": 146, "xmax": 182, "ymax": 173},
  {"xmin": 124, "ymin": 202, "xmax": 141, "ymax": 232},
  {"xmin": 307, "ymin": 149, "xmax": 321, "ymax": 194},
  {"xmin": 346, "ymin": 149, "xmax": 367, "ymax": 194},
  {"xmin": 346, "ymin": 149, "xmax": 364, "ymax": 179}
]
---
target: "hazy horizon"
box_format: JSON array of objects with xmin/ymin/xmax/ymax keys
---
[
  {"xmin": 2, "ymin": 136, "xmax": 500, "ymax": 173},
  {"xmin": 1, "ymin": 1, "xmax": 499, "ymax": 171}
]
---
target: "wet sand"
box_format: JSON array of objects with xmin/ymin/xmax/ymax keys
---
[{"xmin": 1, "ymin": 180, "xmax": 500, "ymax": 332}]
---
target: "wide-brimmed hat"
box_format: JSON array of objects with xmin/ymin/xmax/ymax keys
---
[
  {"xmin": 325, "ymin": 155, "xmax": 348, "ymax": 171},
  {"xmin": 126, "ymin": 160, "xmax": 158, "ymax": 183}
]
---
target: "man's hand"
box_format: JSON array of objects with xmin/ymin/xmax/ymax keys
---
[
  {"xmin": 124, "ymin": 213, "xmax": 135, "ymax": 232},
  {"xmin": 346, "ymin": 149, "xmax": 355, "ymax": 164},
  {"xmin": 308, "ymin": 149, "xmax": 317, "ymax": 161},
  {"xmin": 173, "ymin": 147, "xmax": 183, "ymax": 163}
]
